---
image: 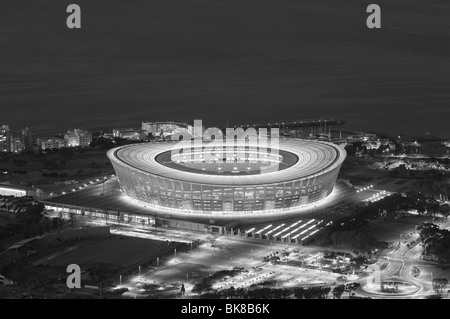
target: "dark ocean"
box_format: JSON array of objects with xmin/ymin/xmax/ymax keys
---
[{"xmin": 1, "ymin": 0, "xmax": 449, "ymax": 138}]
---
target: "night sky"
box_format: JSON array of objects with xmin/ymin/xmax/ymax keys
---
[{"xmin": 1, "ymin": 0, "xmax": 449, "ymax": 138}]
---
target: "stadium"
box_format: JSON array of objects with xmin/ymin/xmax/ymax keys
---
[{"xmin": 107, "ymin": 139, "xmax": 346, "ymax": 216}]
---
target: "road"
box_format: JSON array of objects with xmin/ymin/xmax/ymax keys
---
[{"xmin": 358, "ymin": 218, "xmax": 450, "ymax": 299}]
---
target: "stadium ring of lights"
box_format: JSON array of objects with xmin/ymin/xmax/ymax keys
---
[{"xmin": 107, "ymin": 139, "xmax": 346, "ymax": 216}]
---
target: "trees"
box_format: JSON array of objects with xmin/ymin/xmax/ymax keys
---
[
  {"xmin": 313, "ymin": 230, "xmax": 331, "ymax": 246},
  {"xmin": 16, "ymin": 204, "xmax": 45, "ymax": 226},
  {"xmin": 332, "ymin": 285, "xmax": 346, "ymax": 299},
  {"xmin": 416, "ymin": 195, "xmax": 428, "ymax": 215},
  {"xmin": 344, "ymin": 145, "xmax": 356, "ymax": 157},
  {"xmin": 302, "ymin": 288, "xmax": 314, "ymax": 299},
  {"xmin": 345, "ymin": 282, "xmax": 361, "ymax": 297},
  {"xmin": 51, "ymin": 217, "xmax": 59, "ymax": 230},
  {"xmin": 350, "ymin": 256, "xmax": 367, "ymax": 272},
  {"xmin": 432, "ymin": 278, "xmax": 448, "ymax": 294},
  {"xmin": 426, "ymin": 198, "xmax": 440, "ymax": 217},
  {"xmin": 293, "ymin": 287, "xmax": 305, "ymax": 299},
  {"xmin": 319, "ymin": 287, "xmax": 331, "ymax": 299},
  {"xmin": 52, "ymin": 217, "xmax": 64, "ymax": 230},
  {"xmin": 418, "ymin": 223, "xmax": 440, "ymax": 242},
  {"xmin": 69, "ymin": 212, "xmax": 76, "ymax": 227},
  {"xmin": 439, "ymin": 204, "xmax": 450, "ymax": 219},
  {"xmin": 197, "ymin": 286, "xmax": 335, "ymax": 299},
  {"xmin": 90, "ymin": 137, "xmax": 114, "ymax": 150},
  {"xmin": 410, "ymin": 179, "xmax": 450, "ymax": 202},
  {"xmin": 418, "ymin": 223, "xmax": 450, "ymax": 261},
  {"xmin": 192, "ymin": 281, "xmax": 213, "ymax": 295},
  {"xmin": 295, "ymin": 286, "xmax": 331, "ymax": 299},
  {"xmin": 42, "ymin": 218, "xmax": 52, "ymax": 233}
]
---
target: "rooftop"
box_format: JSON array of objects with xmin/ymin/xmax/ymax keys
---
[{"xmin": 108, "ymin": 139, "xmax": 346, "ymax": 186}]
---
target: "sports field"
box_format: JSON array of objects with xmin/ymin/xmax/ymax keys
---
[
  {"xmin": 47, "ymin": 237, "xmax": 171, "ymax": 267},
  {"xmin": 4, "ymin": 236, "xmax": 179, "ymax": 287}
]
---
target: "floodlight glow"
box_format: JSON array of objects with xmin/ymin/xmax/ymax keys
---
[
  {"xmin": 266, "ymin": 224, "xmax": 284, "ymax": 236},
  {"xmin": 274, "ymin": 220, "xmax": 302, "ymax": 237},
  {"xmin": 256, "ymin": 224, "xmax": 272, "ymax": 234},
  {"xmin": 298, "ymin": 229, "xmax": 308, "ymax": 236},
  {"xmin": 246, "ymin": 228, "xmax": 255, "ymax": 234}
]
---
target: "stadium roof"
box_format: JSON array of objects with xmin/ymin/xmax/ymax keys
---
[{"xmin": 107, "ymin": 139, "xmax": 346, "ymax": 186}]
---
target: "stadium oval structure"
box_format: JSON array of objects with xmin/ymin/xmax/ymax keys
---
[{"xmin": 107, "ymin": 139, "xmax": 346, "ymax": 216}]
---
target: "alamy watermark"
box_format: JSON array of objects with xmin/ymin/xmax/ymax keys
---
[
  {"xmin": 65, "ymin": 4, "xmax": 381, "ymax": 30},
  {"xmin": 170, "ymin": 120, "xmax": 281, "ymax": 174}
]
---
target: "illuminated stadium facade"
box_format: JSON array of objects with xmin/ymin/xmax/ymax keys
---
[{"xmin": 107, "ymin": 139, "xmax": 346, "ymax": 215}]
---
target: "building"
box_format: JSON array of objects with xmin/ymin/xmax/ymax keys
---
[
  {"xmin": 11, "ymin": 137, "xmax": 24, "ymax": 153},
  {"xmin": 0, "ymin": 127, "xmax": 25, "ymax": 153},
  {"xmin": 403, "ymin": 141, "xmax": 422, "ymax": 148},
  {"xmin": 41, "ymin": 137, "xmax": 67, "ymax": 150},
  {"xmin": 362, "ymin": 139, "xmax": 382, "ymax": 150},
  {"xmin": 0, "ymin": 184, "xmax": 35, "ymax": 197},
  {"xmin": 64, "ymin": 129, "xmax": 92, "ymax": 147},
  {"xmin": 141, "ymin": 121, "xmax": 191, "ymax": 137},
  {"xmin": 21, "ymin": 127, "xmax": 35, "ymax": 152},
  {"xmin": 0, "ymin": 125, "xmax": 12, "ymax": 153},
  {"xmin": 107, "ymin": 139, "xmax": 346, "ymax": 216},
  {"xmin": 112, "ymin": 128, "xmax": 146, "ymax": 141},
  {"xmin": 388, "ymin": 142, "xmax": 396, "ymax": 151}
]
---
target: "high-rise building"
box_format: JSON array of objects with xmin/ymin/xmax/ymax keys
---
[
  {"xmin": 22, "ymin": 127, "xmax": 35, "ymax": 151},
  {"xmin": 64, "ymin": 129, "xmax": 92, "ymax": 147},
  {"xmin": 41, "ymin": 137, "xmax": 67, "ymax": 150},
  {"xmin": 0, "ymin": 125, "xmax": 12, "ymax": 153},
  {"xmin": 11, "ymin": 137, "xmax": 24, "ymax": 153}
]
